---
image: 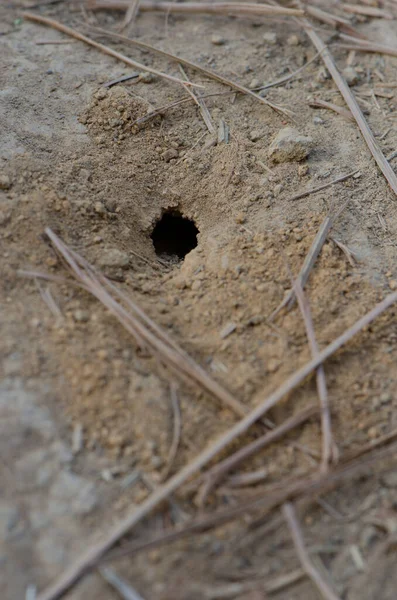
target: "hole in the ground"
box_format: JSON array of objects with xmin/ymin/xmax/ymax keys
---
[{"xmin": 151, "ymin": 210, "xmax": 199, "ymax": 261}]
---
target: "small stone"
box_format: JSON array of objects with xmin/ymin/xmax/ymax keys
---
[
  {"xmin": 313, "ymin": 116, "xmax": 324, "ymax": 125},
  {"xmin": 191, "ymin": 280, "xmax": 202, "ymax": 291},
  {"xmin": 298, "ymin": 164, "xmax": 309, "ymax": 177},
  {"xmin": 287, "ymin": 34, "xmax": 300, "ymax": 46},
  {"xmin": 95, "ymin": 88, "xmax": 108, "ymax": 100},
  {"xmin": 94, "ymin": 201, "xmax": 106, "ymax": 215},
  {"xmin": 73, "ymin": 309, "xmax": 89, "ymax": 323},
  {"xmin": 343, "ymin": 66, "xmax": 360, "ymax": 86},
  {"xmin": 381, "ymin": 470, "xmax": 397, "ymax": 488},
  {"xmin": 249, "ymin": 130, "xmax": 263, "ymax": 142},
  {"xmin": 248, "ymin": 78, "xmax": 260, "ymax": 90},
  {"xmin": 98, "ymin": 248, "xmax": 130, "ymax": 269},
  {"xmin": 162, "ymin": 148, "xmax": 179, "ymax": 162},
  {"xmin": 0, "ymin": 174, "xmax": 11, "ymax": 190},
  {"xmin": 268, "ymin": 127, "xmax": 313, "ymax": 163},
  {"xmin": 211, "ymin": 34, "xmax": 225, "ymax": 46},
  {"xmin": 235, "ymin": 212, "xmax": 246, "ymax": 224},
  {"xmin": 389, "ymin": 279, "xmax": 397, "ymax": 290},
  {"xmin": 273, "ymin": 183, "xmax": 283, "ymax": 196},
  {"xmin": 263, "ymin": 32, "xmax": 278, "ymax": 45},
  {"xmin": 139, "ymin": 72, "xmax": 155, "ymax": 83},
  {"xmin": 220, "ymin": 322, "xmax": 236, "ymax": 339}
]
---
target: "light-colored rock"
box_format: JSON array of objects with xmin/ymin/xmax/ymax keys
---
[
  {"xmin": 0, "ymin": 174, "xmax": 11, "ymax": 190},
  {"xmin": 211, "ymin": 34, "xmax": 225, "ymax": 46},
  {"xmin": 263, "ymin": 32, "xmax": 278, "ymax": 45},
  {"xmin": 268, "ymin": 127, "xmax": 313, "ymax": 163},
  {"xmin": 98, "ymin": 248, "xmax": 129, "ymax": 269}
]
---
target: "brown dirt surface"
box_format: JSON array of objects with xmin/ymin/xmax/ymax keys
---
[{"xmin": 2, "ymin": 1, "xmax": 397, "ymax": 599}]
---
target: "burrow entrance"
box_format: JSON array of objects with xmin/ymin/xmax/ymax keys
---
[{"xmin": 151, "ymin": 210, "xmax": 199, "ymax": 261}]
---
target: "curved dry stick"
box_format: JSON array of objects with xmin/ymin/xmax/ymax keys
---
[
  {"xmin": 89, "ymin": 26, "xmax": 294, "ymax": 118},
  {"xmin": 22, "ymin": 12, "xmax": 203, "ymax": 89},
  {"xmin": 88, "ymin": 0, "xmax": 304, "ymax": 17},
  {"xmin": 300, "ymin": 17, "xmax": 397, "ymax": 197},
  {"xmin": 283, "ymin": 503, "xmax": 341, "ymax": 600},
  {"xmin": 36, "ymin": 271, "xmax": 397, "ymax": 599},
  {"xmin": 293, "ymin": 280, "xmax": 336, "ymax": 470},
  {"xmin": 196, "ymin": 405, "xmax": 318, "ymax": 504}
]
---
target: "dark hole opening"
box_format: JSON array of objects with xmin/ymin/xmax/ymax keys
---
[{"xmin": 151, "ymin": 210, "xmax": 199, "ymax": 261}]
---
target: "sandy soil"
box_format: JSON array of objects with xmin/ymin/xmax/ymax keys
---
[{"xmin": 2, "ymin": 1, "xmax": 397, "ymax": 599}]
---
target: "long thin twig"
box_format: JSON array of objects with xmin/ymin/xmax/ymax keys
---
[
  {"xmin": 309, "ymin": 99, "xmax": 354, "ymax": 122},
  {"xmin": 341, "ymin": 3, "xmax": 393, "ymax": 19},
  {"xmin": 33, "ymin": 231, "xmax": 397, "ymax": 599},
  {"xmin": 283, "ymin": 503, "xmax": 341, "ymax": 600},
  {"xmin": 88, "ymin": 26, "xmax": 293, "ymax": 118},
  {"xmin": 22, "ymin": 13, "xmax": 203, "ymax": 89},
  {"xmin": 269, "ymin": 212, "xmax": 335, "ymax": 320},
  {"xmin": 293, "ymin": 279, "xmax": 335, "ymax": 470},
  {"xmin": 161, "ymin": 383, "xmax": 182, "ymax": 481},
  {"xmin": 102, "ymin": 442, "xmax": 397, "ymax": 566},
  {"xmin": 196, "ymin": 405, "xmax": 318, "ymax": 504},
  {"xmin": 300, "ymin": 17, "xmax": 397, "ymax": 197},
  {"xmin": 99, "ymin": 567, "xmax": 146, "ymax": 600},
  {"xmin": 178, "ymin": 65, "xmax": 215, "ymax": 134},
  {"xmin": 88, "ymin": 0, "xmax": 304, "ymax": 17},
  {"xmin": 287, "ymin": 169, "xmax": 359, "ymax": 202}
]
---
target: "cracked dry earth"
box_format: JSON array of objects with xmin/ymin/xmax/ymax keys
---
[{"xmin": 3, "ymin": 2, "xmax": 397, "ymax": 599}]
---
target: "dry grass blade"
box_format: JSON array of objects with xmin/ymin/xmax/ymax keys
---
[
  {"xmin": 338, "ymin": 37, "xmax": 397, "ymax": 59},
  {"xmin": 341, "ymin": 3, "xmax": 393, "ymax": 19},
  {"xmin": 304, "ymin": 4, "xmax": 366, "ymax": 38},
  {"xmin": 283, "ymin": 502, "xmax": 341, "ymax": 600},
  {"xmin": 88, "ymin": 0, "xmax": 304, "ymax": 17},
  {"xmin": 257, "ymin": 49, "xmax": 323, "ymax": 92},
  {"xmin": 269, "ymin": 213, "xmax": 334, "ymax": 319},
  {"xmin": 309, "ymin": 99, "xmax": 354, "ymax": 122},
  {"xmin": 22, "ymin": 13, "xmax": 203, "ymax": 89},
  {"xmin": 102, "ymin": 442, "xmax": 397, "ymax": 566},
  {"xmin": 119, "ymin": 0, "xmax": 140, "ymax": 32},
  {"xmin": 89, "ymin": 26, "xmax": 294, "ymax": 118},
  {"xmin": 293, "ymin": 279, "xmax": 335, "ymax": 470},
  {"xmin": 286, "ymin": 169, "xmax": 359, "ymax": 202},
  {"xmin": 99, "ymin": 567, "xmax": 146, "ymax": 600},
  {"xmin": 300, "ymin": 18, "xmax": 397, "ymax": 197},
  {"xmin": 196, "ymin": 405, "xmax": 318, "ymax": 504},
  {"xmin": 178, "ymin": 65, "xmax": 215, "ymax": 134},
  {"xmin": 34, "ymin": 250, "xmax": 397, "ymax": 600},
  {"xmin": 161, "ymin": 383, "xmax": 182, "ymax": 481}
]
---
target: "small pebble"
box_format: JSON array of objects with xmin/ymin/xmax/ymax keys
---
[
  {"xmin": 211, "ymin": 34, "xmax": 225, "ymax": 46},
  {"xmin": 389, "ymin": 279, "xmax": 397, "ymax": 290},
  {"xmin": 139, "ymin": 72, "xmax": 155, "ymax": 83},
  {"xmin": 162, "ymin": 148, "xmax": 179, "ymax": 162},
  {"xmin": 95, "ymin": 88, "xmax": 108, "ymax": 100},
  {"xmin": 220, "ymin": 322, "xmax": 236, "ymax": 339},
  {"xmin": 94, "ymin": 202, "xmax": 106, "ymax": 215},
  {"xmin": 235, "ymin": 213, "xmax": 246, "ymax": 224},
  {"xmin": 273, "ymin": 183, "xmax": 283, "ymax": 196},
  {"xmin": 287, "ymin": 34, "xmax": 300, "ymax": 46},
  {"xmin": 0, "ymin": 175, "xmax": 12, "ymax": 190},
  {"xmin": 263, "ymin": 32, "xmax": 278, "ymax": 45},
  {"xmin": 73, "ymin": 310, "xmax": 89, "ymax": 323},
  {"xmin": 249, "ymin": 130, "xmax": 262, "ymax": 142},
  {"xmin": 248, "ymin": 78, "xmax": 260, "ymax": 90},
  {"xmin": 313, "ymin": 116, "xmax": 324, "ymax": 125},
  {"xmin": 268, "ymin": 127, "xmax": 313, "ymax": 163},
  {"xmin": 98, "ymin": 248, "xmax": 130, "ymax": 269}
]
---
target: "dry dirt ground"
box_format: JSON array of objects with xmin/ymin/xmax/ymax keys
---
[{"xmin": 2, "ymin": 1, "xmax": 397, "ymax": 599}]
